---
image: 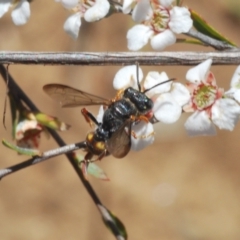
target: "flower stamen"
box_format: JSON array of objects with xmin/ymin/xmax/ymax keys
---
[
  {"xmin": 150, "ymin": 8, "xmax": 170, "ymax": 33},
  {"xmin": 193, "ymin": 85, "xmax": 217, "ymax": 110}
]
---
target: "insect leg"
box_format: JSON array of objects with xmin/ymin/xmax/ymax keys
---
[
  {"xmin": 131, "ymin": 129, "xmax": 155, "ymax": 139},
  {"xmin": 80, "ymin": 149, "xmax": 109, "ymax": 179},
  {"xmin": 130, "ymin": 115, "xmax": 149, "ymax": 123},
  {"xmin": 112, "ymin": 89, "xmax": 125, "ymax": 102},
  {"xmin": 81, "ymin": 108, "xmax": 100, "ymax": 128},
  {"xmin": 90, "ymin": 149, "xmax": 109, "ymax": 163}
]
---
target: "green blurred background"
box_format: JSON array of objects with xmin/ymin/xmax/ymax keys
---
[{"xmin": 0, "ymin": 0, "xmax": 240, "ymax": 239}]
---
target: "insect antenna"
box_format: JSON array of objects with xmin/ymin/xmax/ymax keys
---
[
  {"xmin": 136, "ymin": 62, "xmax": 142, "ymax": 92},
  {"xmin": 143, "ymin": 78, "xmax": 176, "ymax": 94}
]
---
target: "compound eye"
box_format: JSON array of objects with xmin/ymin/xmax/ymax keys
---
[
  {"xmin": 141, "ymin": 98, "xmax": 153, "ymax": 112},
  {"xmin": 147, "ymin": 99, "xmax": 153, "ymax": 109}
]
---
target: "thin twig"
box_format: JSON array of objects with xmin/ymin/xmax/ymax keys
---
[
  {"xmin": 185, "ymin": 29, "xmax": 237, "ymax": 51},
  {"xmin": 0, "ymin": 51, "xmax": 239, "ymax": 65},
  {"xmin": 0, "ymin": 141, "xmax": 86, "ymax": 179},
  {"xmin": 0, "ymin": 64, "xmax": 125, "ymax": 240},
  {"xmin": 3, "ymin": 64, "xmax": 9, "ymax": 129}
]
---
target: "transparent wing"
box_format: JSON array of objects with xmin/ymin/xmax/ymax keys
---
[
  {"xmin": 106, "ymin": 123, "xmax": 131, "ymax": 158},
  {"xmin": 43, "ymin": 84, "xmax": 111, "ymax": 107}
]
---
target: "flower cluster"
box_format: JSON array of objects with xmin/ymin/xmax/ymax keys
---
[
  {"xmin": 96, "ymin": 61, "xmax": 240, "ymax": 152},
  {"xmin": 55, "ymin": 0, "xmax": 193, "ymax": 48},
  {"xmin": 0, "ymin": 0, "xmax": 193, "ymax": 51},
  {"xmin": 126, "ymin": 0, "xmax": 193, "ymax": 50},
  {"xmin": 55, "ymin": 0, "xmax": 110, "ymax": 39},
  {"xmin": 184, "ymin": 59, "xmax": 240, "ymax": 136},
  {"xmin": 97, "ymin": 65, "xmax": 190, "ymax": 151}
]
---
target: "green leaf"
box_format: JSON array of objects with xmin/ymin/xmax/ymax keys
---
[
  {"xmin": 9, "ymin": 94, "xmax": 18, "ymax": 139},
  {"xmin": 97, "ymin": 204, "xmax": 127, "ymax": 239},
  {"xmin": 190, "ymin": 10, "xmax": 237, "ymax": 46},
  {"xmin": 175, "ymin": 0, "xmax": 182, "ymax": 6},
  {"xmin": 31, "ymin": 112, "xmax": 70, "ymax": 131},
  {"xmin": 176, "ymin": 38, "xmax": 205, "ymax": 46},
  {"xmin": 2, "ymin": 139, "xmax": 41, "ymax": 156},
  {"xmin": 87, "ymin": 162, "xmax": 109, "ymax": 181},
  {"xmin": 73, "ymin": 153, "xmax": 109, "ymax": 180}
]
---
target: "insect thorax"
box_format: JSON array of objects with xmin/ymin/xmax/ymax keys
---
[{"xmin": 123, "ymin": 87, "xmax": 153, "ymax": 114}]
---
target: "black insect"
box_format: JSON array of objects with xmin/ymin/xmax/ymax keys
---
[{"xmin": 43, "ymin": 76, "xmax": 174, "ymax": 163}]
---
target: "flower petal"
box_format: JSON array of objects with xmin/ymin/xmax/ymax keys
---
[
  {"xmin": 169, "ymin": 7, "xmax": 192, "ymax": 34},
  {"xmin": 211, "ymin": 99, "xmax": 240, "ymax": 131},
  {"xmin": 15, "ymin": 120, "xmax": 42, "ymax": 140},
  {"xmin": 96, "ymin": 105, "xmax": 104, "ymax": 123},
  {"xmin": 159, "ymin": 0, "xmax": 174, "ymax": 8},
  {"xmin": 233, "ymin": 90, "xmax": 240, "ymax": 103},
  {"xmin": 127, "ymin": 25, "xmax": 153, "ymax": 51},
  {"xmin": 84, "ymin": 0, "xmax": 110, "ymax": 22},
  {"xmin": 150, "ymin": 29, "xmax": 176, "ymax": 50},
  {"xmin": 229, "ymin": 65, "xmax": 240, "ymax": 88},
  {"xmin": 186, "ymin": 58, "xmax": 212, "ymax": 84},
  {"xmin": 0, "ymin": 0, "xmax": 11, "ymax": 18},
  {"xmin": 225, "ymin": 88, "xmax": 240, "ymax": 103},
  {"xmin": 132, "ymin": 0, "xmax": 151, "ymax": 22},
  {"xmin": 122, "ymin": 0, "xmax": 134, "ymax": 14},
  {"xmin": 11, "ymin": 0, "xmax": 30, "ymax": 26},
  {"xmin": 153, "ymin": 93, "xmax": 182, "ymax": 123},
  {"xmin": 131, "ymin": 122, "xmax": 154, "ymax": 151},
  {"xmin": 225, "ymin": 65, "xmax": 240, "ymax": 103},
  {"xmin": 33, "ymin": 112, "xmax": 70, "ymax": 131},
  {"xmin": 184, "ymin": 111, "xmax": 216, "ymax": 136},
  {"xmin": 143, "ymin": 71, "xmax": 171, "ymax": 97},
  {"xmin": 17, "ymin": 135, "xmax": 41, "ymax": 149},
  {"xmin": 171, "ymin": 82, "xmax": 191, "ymax": 106},
  {"xmin": 60, "ymin": 0, "xmax": 78, "ymax": 9},
  {"xmin": 113, "ymin": 65, "xmax": 143, "ymax": 90},
  {"xmin": 63, "ymin": 13, "xmax": 81, "ymax": 39}
]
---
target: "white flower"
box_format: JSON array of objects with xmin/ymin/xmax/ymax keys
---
[
  {"xmin": 152, "ymin": 82, "xmax": 190, "ymax": 124},
  {"xmin": 14, "ymin": 111, "xmax": 70, "ymax": 149},
  {"xmin": 142, "ymin": 70, "xmax": 190, "ymax": 124},
  {"xmin": 123, "ymin": 0, "xmax": 151, "ymax": 21},
  {"xmin": 127, "ymin": 0, "xmax": 193, "ymax": 51},
  {"xmin": 184, "ymin": 59, "xmax": 240, "ymax": 136},
  {"xmin": 112, "ymin": 65, "xmax": 188, "ymax": 150},
  {"xmin": 15, "ymin": 119, "xmax": 43, "ymax": 149},
  {"xmin": 55, "ymin": 0, "xmax": 78, "ymax": 9},
  {"xmin": 96, "ymin": 105, "xmax": 105, "ymax": 124},
  {"xmin": 131, "ymin": 121, "xmax": 154, "ymax": 151},
  {"xmin": 63, "ymin": 12, "xmax": 81, "ymax": 39},
  {"xmin": 57, "ymin": 0, "xmax": 110, "ymax": 39},
  {"xmin": 0, "ymin": 0, "xmax": 30, "ymax": 25},
  {"xmin": 225, "ymin": 65, "xmax": 240, "ymax": 103},
  {"xmin": 113, "ymin": 65, "xmax": 143, "ymax": 90},
  {"xmin": 0, "ymin": 0, "xmax": 12, "ymax": 18}
]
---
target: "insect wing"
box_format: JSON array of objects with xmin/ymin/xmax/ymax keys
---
[
  {"xmin": 106, "ymin": 123, "xmax": 131, "ymax": 158},
  {"xmin": 43, "ymin": 84, "xmax": 111, "ymax": 107}
]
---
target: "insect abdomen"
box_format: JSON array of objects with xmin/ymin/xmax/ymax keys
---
[
  {"xmin": 86, "ymin": 132, "xmax": 106, "ymax": 155},
  {"xmin": 102, "ymin": 99, "xmax": 136, "ymax": 134}
]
